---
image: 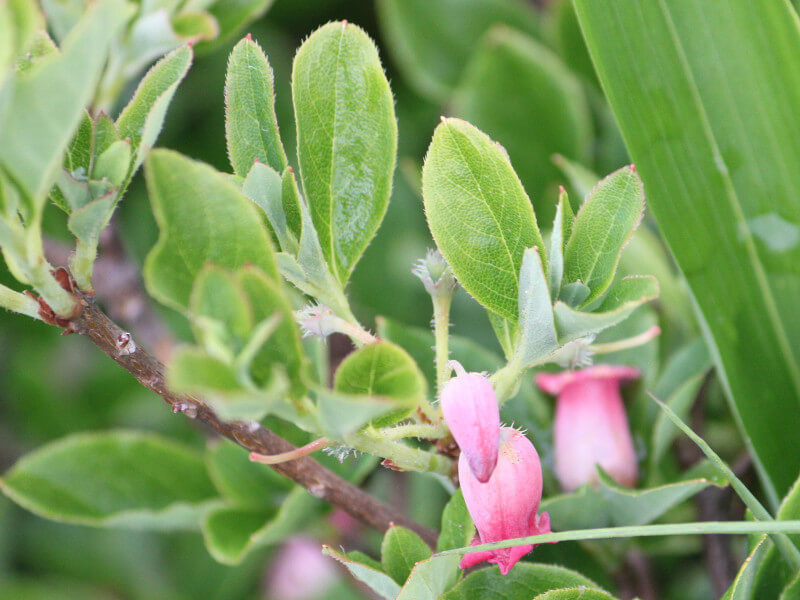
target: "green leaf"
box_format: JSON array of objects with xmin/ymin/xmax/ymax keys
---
[
  {"xmin": 205, "ymin": 440, "xmax": 292, "ymax": 509},
  {"xmin": 293, "ymin": 21, "xmax": 397, "ymax": 284},
  {"xmin": 14, "ymin": 29, "xmax": 58, "ymax": 73},
  {"xmin": 442, "ymin": 563, "xmax": 599, "ymax": 600},
  {"xmin": 396, "ymin": 555, "xmax": 461, "ymax": 600},
  {"xmin": 0, "ymin": 580, "xmax": 116, "ymax": 600},
  {"xmin": 189, "ymin": 265, "xmax": 253, "ymax": 358},
  {"xmin": 554, "ymin": 275, "xmax": 659, "ymax": 343},
  {"xmin": 333, "ymin": 341, "xmax": 426, "ymax": 427},
  {"xmin": 381, "ymin": 525, "xmax": 433, "ymax": 585},
  {"xmin": 437, "ymin": 489, "xmax": 475, "ymax": 552},
  {"xmin": 201, "ymin": 487, "xmax": 317, "ymax": 565},
  {"xmin": 548, "ymin": 188, "xmax": 573, "ymax": 297},
  {"xmin": 542, "ymin": 465, "xmax": 724, "ymax": 531},
  {"xmin": 649, "ymin": 339, "xmax": 712, "ymax": 467},
  {"xmin": 236, "ymin": 265, "xmax": 308, "ymax": 398},
  {"xmin": 534, "ymin": 589, "xmax": 619, "ymax": 600},
  {"xmin": 67, "ymin": 191, "xmax": 116, "ymax": 247},
  {"xmin": 316, "ymin": 388, "xmax": 406, "ymax": 438},
  {"xmin": 0, "ymin": 431, "xmax": 217, "ymax": 529},
  {"xmin": 574, "ymin": 0, "xmax": 800, "ymax": 498},
  {"xmin": 205, "ymin": 0, "xmax": 275, "ymax": 48},
  {"xmin": 167, "ymin": 347, "xmax": 265, "ymax": 422},
  {"xmin": 422, "ymin": 117, "xmax": 545, "ymax": 322},
  {"xmin": 93, "ymin": 139, "xmax": 131, "ymax": 187},
  {"xmin": 225, "ymin": 36, "xmax": 287, "ymax": 176},
  {"xmin": 376, "ymin": 0, "xmax": 539, "ymax": 101},
  {"xmin": 515, "ymin": 247, "xmax": 558, "ymax": 367},
  {"xmin": 116, "ymin": 45, "xmax": 193, "ymax": 176},
  {"xmin": 562, "ymin": 165, "xmax": 644, "ymax": 306},
  {"xmin": 723, "ymin": 536, "xmax": 771, "ymax": 600},
  {"xmin": 144, "ymin": 149, "xmax": 278, "ymax": 312},
  {"xmin": 0, "ymin": 0, "xmax": 132, "ymax": 208},
  {"xmin": 323, "ymin": 546, "xmax": 401, "ymax": 600},
  {"xmin": 451, "ymin": 25, "xmax": 591, "ymax": 222},
  {"xmin": 7, "ymin": 0, "xmax": 45, "ymax": 63},
  {"xmin": 171, "ymin": 11, "xmax": 219, "ymax": 41},
  {"xmin": 242, "ymin": 162, "xmax": 297, "ymax": 253}
]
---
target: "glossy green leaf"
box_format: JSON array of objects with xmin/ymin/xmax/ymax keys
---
[
  {"xmin": 423, "ymin": 117, "xmax": 545, "ymax": 321},
  {"xmin": 116, "ymin": 45, "xmax": 193, "ymax": 176},
  {"xmin": 437, "ymin": 489, "xmax": 475, "ymax": 553},
  {"xmin": 442, "ymin": 563, "xmax": 599, "ymax": 600},
  {"xmin": 554, "ymin": 275, "xmax": 659, "ymax": 343},
  {"xmin": 293, "ymin": 21, "xmax": 397, "ymax": 284},
  {"xmin": 0, "ymin": 431, "xmax": 217, "ymax": 529},
  {"xmin": 0, "ymin": 0, "xmax": 131, "ymax": 207},
  {"xmin": 574, "ymin": 0, "xmax": 800, "ymax": 498},
  {"xmin": 144, "ymin": 149, "xmax": 278, "ymax": 311},
  {"xmin": 451, "ymin": 25, "xmax": 590, "ymax": 221},
  {"xmin": 377, "ymin": 0, "xmax": 539, "ymax": 101},
  {"xmin": 381, "ymin": 525, "xmax": 432, "ymax": 585},
  {"xmin": 562, "ymin": 166, "xmax": 644, "ymax": 306},
  {"xmin": 205, "ymin": 440, "xmax": 292, "ymax": 509},
  {"xmin": 201, "ymin": 487, "xmax": 317, "ymax": 565},
  {"xmin": 333, "ymin": 340, "xmax": 425, "ymax": 427},
  {"xmin": 225, "ymin": 36, "xmax": 287, "ymax": 176},
  {"xmin": 542, "ymin": 465, "xmax": 724, "ymax": 531},
  {"xmin": 323, "ymin": 546, "xmax": 401, "ymax": 600},
  {"xmin": 396, "ymin": 555, "xmax": 460, "ymax": 600}
]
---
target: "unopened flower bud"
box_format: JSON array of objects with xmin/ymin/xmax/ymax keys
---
[
  {"xmin": 537, "ymin": 365, "xmax": 639, "ymax": 492},
  {"xmin": 412, "ymin": 249, "xmax": 457, "ymax": 298},
  {"xmin": 441, "ymin": 363, "xmax": 500, "ymax": 482},
  {"xmin": 294, "ymin": 303, "xmax": 340, "ymax": 338},
  {"xmin": 459, "ymin": 427, "xmax": 551, "ymax": 575}
]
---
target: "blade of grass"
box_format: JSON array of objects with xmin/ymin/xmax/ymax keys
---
[{"xmin": 649, "ymin": 392, "xmax": 800, "ymax": 570}]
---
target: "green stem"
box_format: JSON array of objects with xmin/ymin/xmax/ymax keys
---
[
  {"xmin": 432, "ymin": 292, "xmax": 452, "ymax": 393},
  {"xmin": 650, "ymin": 393, "xmax": 800, "ymax": 571},
  {"xmin": 491, "ymin": 360, "xmax": 524, "ymax": 404},
  {"xmin": 437, "ymin": 520, "xmax": 800, "ymax": 557},
  {"xmin": 0, "ymin": 283, "xmax": 40, "ymax": 319},
  {"xmin": 70, "ymin": 238, "xmax": 97, "ymax": 291},
  {"xmin": 347, "ymin": 431, "xmax": 453, "ymax": 476},
  {"xmin": 380, "ymin": 423, "xmax": 448, "ymax": 441}
]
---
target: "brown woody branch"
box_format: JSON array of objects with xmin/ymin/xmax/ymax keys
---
[{"xmin": 57, "ymin": 289, "xmax": 437, "ymax": 547}]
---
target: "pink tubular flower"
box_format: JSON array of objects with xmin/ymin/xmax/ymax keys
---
[
  {"xmin": 440, "ymin": 364, "xmax": 500, "ymax": 482},
  {"xmin": 459, "ymin": 427, "xmax": 551, "ymax": 575},
  {"xmin": 537, "ymin": 365, "xmax": 639, "ymax": 492}
]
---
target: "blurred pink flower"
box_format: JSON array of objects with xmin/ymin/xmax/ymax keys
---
[
  {"xmin": 537, "ymin": 365, "xmax": 639, "ymax": 492},
  {"xmin": 459, "ymin": 427, "xmax": 551, "ymax": 575},
  {"xmin": 441, "ymin": 366, "xmax": 500, "ymax": 483},
  {"xmin": 266, "ymin": 536, "xmax": 337, "ymax": 600}
]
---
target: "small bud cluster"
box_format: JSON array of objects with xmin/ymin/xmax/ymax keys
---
[{"xmin": 412, "ymin": 249, "xmax": 457, "ymax": 298}]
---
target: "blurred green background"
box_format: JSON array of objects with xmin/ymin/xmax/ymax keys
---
[{"xmin": 0, "ymin": 1, "xmax": 750, "ymax": 598}]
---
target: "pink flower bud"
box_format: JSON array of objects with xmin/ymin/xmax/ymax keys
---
[
  {"xmin": 537, "ymin": 365, "xmax": 639, "ymax": 492},
  {"xmin": 459, "ymin": 427, "xmax": 551, "ymax": 575},
  {"xmin": 441, "ymin": 366, "xmax": 500, "ymax": 482}
]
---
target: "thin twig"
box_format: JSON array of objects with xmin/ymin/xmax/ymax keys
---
[{"xmin": 60, "ymin": 291, "xmax": 437, "ymax": 547}]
